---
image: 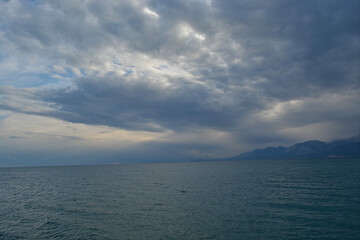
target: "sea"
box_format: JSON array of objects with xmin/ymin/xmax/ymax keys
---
[{"xmin": 0, "ymin": 158, "xmax": 359, "ymax": 240}]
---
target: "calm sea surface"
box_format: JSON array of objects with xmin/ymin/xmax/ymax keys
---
[{"xmin": 1, "ymin": 158, "xmax": 359, "ymax": 240}]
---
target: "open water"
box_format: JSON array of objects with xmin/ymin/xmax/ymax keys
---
[{"xmin": 1, "ymin": 158, "xmax": 359, "ymax": 239}]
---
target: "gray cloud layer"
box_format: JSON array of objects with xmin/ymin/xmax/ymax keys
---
[{"xmin": 0, "ymin": 0, "xmax": 359, "ymax": 163}]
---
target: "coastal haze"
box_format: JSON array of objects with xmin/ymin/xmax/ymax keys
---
[{"xmin": 0, "ymin": 0, "xmax": 359, "ymax": 166}]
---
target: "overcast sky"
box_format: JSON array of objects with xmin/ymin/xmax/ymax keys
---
[{"xmin": 0, "ymin": 0, "xmax": 359, "ymax": 166}]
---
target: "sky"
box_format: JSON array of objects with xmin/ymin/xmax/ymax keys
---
[{"xmin": 0, "ymin": 0, "xmax": 359, "ymax": 167}]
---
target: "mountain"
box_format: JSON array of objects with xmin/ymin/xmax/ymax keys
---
[{"xmin": 230, "ymin": 139, "xmax": 360, "ymax": 160}]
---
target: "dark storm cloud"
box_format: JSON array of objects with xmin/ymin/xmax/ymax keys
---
[
  {"xmin": 212, "ymin": 0, "xmax": 359, "ymax": 95},
  {"xmin": 35, "ymin": 75, "xmax": 259, "ymax": 132},
  {"xmin": 0, "ymin": 0, "xmax": 359, "ymax": 150}
]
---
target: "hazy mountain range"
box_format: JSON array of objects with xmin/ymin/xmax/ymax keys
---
[
  {"xmin": 228, "ymin": 139, "xmax": 360, "ymax": 160},
  {"xmin": 193, "ymin": 138, "xmax": 360, "ymax": 162}
]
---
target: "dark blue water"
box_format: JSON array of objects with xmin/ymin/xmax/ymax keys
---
[{"xmin": 1, "ymin": 158, "xmax": 359, "ymax": 240}]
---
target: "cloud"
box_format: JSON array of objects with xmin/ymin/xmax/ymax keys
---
[{"xmin": 0, "ymin": 0, "xmax": 359, "ymax": 165}]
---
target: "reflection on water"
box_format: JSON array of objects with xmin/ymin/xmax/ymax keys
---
[{"xmin": 1, "ymin": 158, "xmax": 359, "ymax": 239}]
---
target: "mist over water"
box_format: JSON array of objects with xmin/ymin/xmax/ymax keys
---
[{"xmin": 1, "ymin": 158, "xmax": 359, "ymax": 240}]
